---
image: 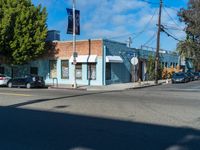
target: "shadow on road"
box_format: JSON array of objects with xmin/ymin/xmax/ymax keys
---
[{"xmin": 0, "ymin": 106, "xmax": 200, "ymax": 150}]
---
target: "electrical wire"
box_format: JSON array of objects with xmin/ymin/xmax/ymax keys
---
[
  {"xmin": 162, "ymin": 29, "xmax": 181, "ymax": 42},
  {"xmin": 161, "ymin": 24, "xmax": 185, "ymax": 31},
  {"xmin": 132, "ymin": 8, "xmax": 158, "ymax": 39},
  {"xmin": 106, "ymin": 7, "xmax": 158, "ymax": 40},
  {"xmin": 139, "ymin": 0, "xmax": 159, "ymax": 5},
  {"xmin": 163, "ymin": 6, "xmax": 184, "ymax": 30},
  {"xmin": 143, "ymin": 31, "xmax": 157, "ymax": 46}
]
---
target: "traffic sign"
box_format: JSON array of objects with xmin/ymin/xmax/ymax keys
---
[{"xmin": 131, "ymin": 57, "xmax": 138, "ymax": 65}]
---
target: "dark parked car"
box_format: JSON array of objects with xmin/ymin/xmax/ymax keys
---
[
  {"xmin": 172, "ymin": 72, "xmax": 189, "ymax": 83},
  {"xmin": 193, "ymin": 72, "xmax": 200, "ymax": 80},
  {"xmin": 7, "ymin": 75, "xmax": 45, "ymax": 88},
  {"xmin": 186, "ymin": 72, "xmax": 195, "ymax": 81}
]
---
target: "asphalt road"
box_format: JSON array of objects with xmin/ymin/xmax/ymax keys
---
[{"xmin": 0, "ymin": 81, "xmax": 200, "ymax": 150}]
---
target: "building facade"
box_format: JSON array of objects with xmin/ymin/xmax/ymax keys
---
[{"xmin": 0, "ymin": 39, "xmax": 179, "ymax": 86}]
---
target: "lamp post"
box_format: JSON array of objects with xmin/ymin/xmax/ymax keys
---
[{"xmin": 72, "ymin": 0, "xmax": 77, "ymax": 88}]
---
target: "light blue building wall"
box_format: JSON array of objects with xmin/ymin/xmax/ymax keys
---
[
  {"xmin": 103, "ymin": 39, "xmax": 137, "ymax": 84},
  {"xmin": 138, "ymin": 49, "xmax": 179, "ymax": 67},
  {"xmin": 29, "ymin": 57, "xmax": 104, "ymax": 86}
]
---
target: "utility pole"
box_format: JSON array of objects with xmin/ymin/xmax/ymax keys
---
[
  {"xmin": 72, "ymin": 0, "xmax": 77, "ymax": 88},
  {"xmin": 127, "ymin": 37, "xmax": 132, "ymax": 48},
  {"xmin": 155, "ymin": 0, "xmax": 162, "ymax": 84}
]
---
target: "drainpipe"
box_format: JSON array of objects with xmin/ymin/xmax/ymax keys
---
[{"xmin": 102, "ymin": 45, "xmax": 106, "ymax": 85}]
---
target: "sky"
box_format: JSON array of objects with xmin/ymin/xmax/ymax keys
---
[{"xmin": 32, "ymin": 0, "xmax": 188, "ymax": 51}]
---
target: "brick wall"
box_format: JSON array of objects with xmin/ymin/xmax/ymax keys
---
[{"xmin": 45, "ymin": 39, "xmax": 103, "ymax": 59}]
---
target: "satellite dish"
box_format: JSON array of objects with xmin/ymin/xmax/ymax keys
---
[{"xmin": 131, "ymin": 57, "xmax": 138, "ymax": 65}]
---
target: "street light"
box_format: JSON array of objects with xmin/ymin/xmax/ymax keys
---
[{"xmin": 72, "ymin": 0, "xmax": 77, "ymax": 88}]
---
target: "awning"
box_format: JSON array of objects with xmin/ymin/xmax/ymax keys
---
[
  {"xmin": 69, "ymin": 55, "xmax": 97, "ymax": 63},
  {"xmin": 106, "ymin": 56, "xmax": 123, "ymax": 63}
]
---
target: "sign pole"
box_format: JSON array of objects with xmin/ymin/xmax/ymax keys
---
[{"xmin": 72, "ymin": 0, "xmax": 77, "ymax": 88}]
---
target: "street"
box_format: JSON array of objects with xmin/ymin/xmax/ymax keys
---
[{"xmin": 0, "ymin": 81, "xmax": 200, "ymax": 150}]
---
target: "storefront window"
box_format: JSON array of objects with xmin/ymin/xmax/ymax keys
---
[
  {"xmin": 88, "ymin": 63, "xmax": 96, "ymax": 80},
  {"xmin": 49, "ymin": 60, "xmax": 57, "ymax": 78},
  {"xmin": 76, "ymin": 63, "xmax": 82, "ymax": 79},
  {"xmin": 61, "ymin": 60, "xmax": 69, "ymax": 79},
  {"xmin": 106, "ymin": 63, "xmax": 111, "ymax": 80}
]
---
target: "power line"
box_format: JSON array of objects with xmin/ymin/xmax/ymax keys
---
[
  {"xmin": 142, "ymin": 31, "xmax": 157, "ymax": 46},
  {"xmin": 107, "ymin": 8, "xmax": 158, "ymax": 40},
  {"xmin": 132, "ymin": 8, "xmax": 158, "ymax": 39},
  {"xmin": 163, "ymin": 4, "xmax": 180, "ymax": 13},
  {"xmin": 163, "ymin": 6, "xmax": 184, "ymax": 30},
  {"xmin": 139, "ymin": 0, "xmax": 159, "ymax": 5},
  {"xmin": 161, "ymin": 27, "xmax": 181, "ymax": 42},
  {"xmin": 161, "ymin": 23, "xmax": 185, "ymax": 31}
]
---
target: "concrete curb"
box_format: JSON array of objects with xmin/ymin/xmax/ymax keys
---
[{"xmin": 47, "ymin": 80, "xmax": 169, "ymax": 91}]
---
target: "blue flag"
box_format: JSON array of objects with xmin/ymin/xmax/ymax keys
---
[{"xmin": 67, "ymin": 8, "xmax": 80, "ymax": 35}]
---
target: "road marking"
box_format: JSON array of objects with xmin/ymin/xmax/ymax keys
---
[{"xmin": 0, "ymin": 92, "xmax": 32, "ymax": 97}]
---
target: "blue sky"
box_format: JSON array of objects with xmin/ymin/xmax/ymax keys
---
[{"xmin": 32, "ymin": 0, "xmax": 188, "ymax": 51}]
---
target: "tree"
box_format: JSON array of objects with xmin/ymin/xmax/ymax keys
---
[
  {"xmin": 178, "ymin": 0, "xmax": 200, "ymax": 65},
  {"xmin": 0, "ymin": 0, "xmax": 47, "ymax": 65},
  {"xmin": 146, "ymin": 55, "xmax": 163, "ymax": 80},
  {"xmin": 146, "ymin": 55, "xmax": 155, "ymax": 80}
]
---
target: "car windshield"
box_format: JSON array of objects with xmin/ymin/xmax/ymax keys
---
[{"xmin": 174, "ymin": 73, "xmax": 184, "ymax": 77}]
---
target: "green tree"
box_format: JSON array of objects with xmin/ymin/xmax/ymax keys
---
[
  {"xmin": 146, "ymin": 55, "xmax": 155, "ymax": 80},
  {"xmin": 146, "ymin": 55, "xmax": 163, "ymax": 80},
  {"xmin": 0, "ymin": 0, "xmax": 47, "ymax": 65},
  {"xmin": 178, "ymin": 0, "xmax": 200, "ymax": 63}
]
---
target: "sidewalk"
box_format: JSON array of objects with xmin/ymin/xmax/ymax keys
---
[{"xmin": 48, "ymin": 80, "xmax": 169, "ymax": 91}]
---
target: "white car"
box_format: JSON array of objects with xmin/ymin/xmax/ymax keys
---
[{"xmin": 0, "ymin": 74, "xmax": 11, "ymax": 86}]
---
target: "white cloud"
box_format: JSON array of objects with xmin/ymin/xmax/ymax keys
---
[{"xmin": 32, "ymin": 0, "xmax": 186, "ymax": 50}]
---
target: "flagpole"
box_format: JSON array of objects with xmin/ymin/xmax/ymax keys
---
[{"xmin": 72, "ymin": 0, "xmax": 77, "ymax": 88}]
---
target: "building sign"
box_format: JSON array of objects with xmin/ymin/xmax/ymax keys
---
[{"xmin": 66, "ymin": 8, "xmax": 80, "ymax": 35}]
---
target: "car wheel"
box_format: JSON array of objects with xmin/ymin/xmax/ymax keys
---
[
  {"xmin": 26, "ymin": 83, "xmax": 31, "ymax": 89},
  {"xmin": 8, "ymin": 82, "xmax": 12, "ymax": 88}
]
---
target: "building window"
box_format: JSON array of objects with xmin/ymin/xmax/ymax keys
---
[
  {"xmin": 165, "ymin": 62, "xmax": 168, "ymax": 68},
  {"xmin": 161, "ymin": 62, "xmax": 165, "ymax": 67},
  {"xmin": 76, "ymin": 63, "xmax": 82, "ymax": 79},
  {"xmin": 61, "ymin": 60, "xmax": 69, "ymax": 79},
  {"xmin": 0, "ymin": 67, "xmax": 4, "ymax": 74},
  {"xmin": 49, "ymin": 60, "xmax": 57, "ymax": 78},
  {"xmin": 170, "ymin": 62, "xmax": 173, "ymax": 67},
  {"xmin": 106, "ymin": 63, "xmax": 111, "ymax": 80},
  {"xmin": 88, "ymin": 63, "xmax": 96, "ymax": 80},
  {"xmin": 30, "ymin": 67, "xmax": 38, "ymax": 75}
]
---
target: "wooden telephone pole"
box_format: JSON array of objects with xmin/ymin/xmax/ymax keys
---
[{"xmin": 155, "ymin": 0, "xmax": 162, "ymax": 84}]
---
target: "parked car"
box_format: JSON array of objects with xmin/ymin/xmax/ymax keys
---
[
  {"xmin": 172, "ymin": 72, "xmax": 189, "ymax": 83},
  {"xmin": 7, "ymin": 75, "xmax": 45, "ymax": 88},
  {"xmin": 193, "ymin": 72, "xmax": 200, "ymax": 80},
  {"xmin": 0, "ymin": 74, "xmax": 11, "ymax": 86},
  {"xmin": 186, "ymin": 72, "xmax": 195, "ymax": 81}
]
